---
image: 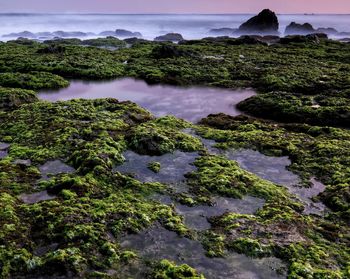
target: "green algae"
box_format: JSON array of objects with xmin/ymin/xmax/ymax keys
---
[
  {"xmin": 151, "ymin": 259, "xmax": 205, "ymax": 279},
  {"xmin": 0, "ymin": 37, "xmax": 349, "ymax": 278}
]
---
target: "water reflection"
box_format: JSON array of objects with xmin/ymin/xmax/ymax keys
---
[
  {"xmin": 38, "ymin": 78, "xmax": 256, "ymax": 123},
  {"xmin": 121, "ymin": 225, "xmax": 286, "ymax": 279}
]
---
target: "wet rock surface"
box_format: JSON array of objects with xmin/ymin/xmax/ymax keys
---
[
  {"xmin": 121, "ymin": 225, "xmax": 286, "ymax": 279},
  {"xmin": 115, "ymin": 150, "xmax": 198, "ymax": 184},
  {"xmin": 39, "ymin": 160, "xmax": 75, "ymax": 180},
  {"xmin": 176, "ymin": 196, "xmax": 265, "ymax": 231},
  {"xmin": 19, "ymin": 190, "xmax": 56, "ymax": 204}
]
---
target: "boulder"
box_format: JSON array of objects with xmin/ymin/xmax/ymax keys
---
[
  {"xmin": 238, "ymin": 9, "xmax": 279, "ymax": 34},
  {"xmin": 154, "ymin": 33, "xmax": 184, "ymax": 42},
  {"xmin": 115, "ymin": 29, "xmax": 142, "ymax": 38},
  {"xmin": 285, "ymin": 22, "xmax": 315, "ymax": 35}
]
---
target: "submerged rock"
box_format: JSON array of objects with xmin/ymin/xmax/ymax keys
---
[
  {"xmin": 154, "ymin": 33, "xmax": 184, "ymax": 42},
  {"xmin": 238, "ymin": 9, "xmax": 279, "ymax": 34},
  {"xmin": 39, "ymin": 160, "xmax": 75, "ymax": 180},
  {"xmin": 285, "ymin": 22, "xmax": 315, "ymax": 35}
]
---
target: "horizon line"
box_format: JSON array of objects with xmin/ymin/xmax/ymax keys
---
[{"xmin": 1, "ymin": 12, "xmax": 350, "ymax": 16}]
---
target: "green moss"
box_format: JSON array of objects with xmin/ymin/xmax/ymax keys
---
[
  {"xmin": 0, "ymin": 72, "xmax": 69, "ymax": 90},
  {"xmin": 148, "ymin": 162, "xmax": 161, "ymax": 173},
  {"xmin": 150, "ymin": 259, "xmax": 205, "ymax": 279},
  {"xmin": 0, "ymin": 87, "xmax": 38, "ymax": 110}
]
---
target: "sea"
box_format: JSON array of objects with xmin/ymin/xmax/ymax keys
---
[{"xmin": 0, "ymin": 13, "xmax": 350, "ymax": 41}]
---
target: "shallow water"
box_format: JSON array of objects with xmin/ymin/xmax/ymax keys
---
[
  {"xmin": 224, "ymin": 149, "xmax": 301, "ymax": 187},
  {"xmin": 19, "ymin": 190, "xmax": 56, "ymax": 204},
  {"xmin": 38, "ymin": 78, "xmax": 256, "ymax": 123},
  {"xmin": 121, "ymin": 225, "xmax": 286, "ymax": 279},
  {"xmin": 39, "ymin": 160, "xmax": 75, "ymax": 180},
  {"xmin": 0, "ymin": 142, "xmax": 10, "ymax": 159},
  {"xmin": 176, "ymin": 196, "xmax": 265, "ymax": 230},
  {"xmin": 115, "ymin": 150, "xmax": 198, "ymax": 187}
]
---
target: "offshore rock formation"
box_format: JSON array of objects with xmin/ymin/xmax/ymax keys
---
[
  {"xmin": 238, "ymin": 9, "xmax": 279, "ymax": 34},
  {"xmin": 154, "ymin": 33, "xmax": 184, "ymax": 42}
]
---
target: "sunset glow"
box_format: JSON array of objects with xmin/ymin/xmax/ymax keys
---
[{"xmin": 1, "ymin": 0, "xmax": 350, "ymax": 14}]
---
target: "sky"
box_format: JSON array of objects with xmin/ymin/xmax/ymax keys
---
[{"xmin": 1, "ymin": 0, "xmax": 350, "ymax": 14}]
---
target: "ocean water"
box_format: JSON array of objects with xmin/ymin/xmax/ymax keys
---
[{"xmin": 0, "ymin": 14, "xmax": 349, "ymax": 40}]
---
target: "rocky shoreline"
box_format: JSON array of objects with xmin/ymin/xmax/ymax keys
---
[{"xmin": 0, "ymin": 19, "xmax": 349, "ymax": 278}]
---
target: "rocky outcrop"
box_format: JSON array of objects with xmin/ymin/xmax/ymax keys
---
[
  {"xmin": 285, "ymin": 22, "xmax": 315, "ymax": 35},
  {"xmin": 154, "ymin": 33, "xmax": 184, "ymax": 42},
  {"xmin": 115, "ymin": 29, "xmax": 142, "ymax": 38},
  {"xmin": 238, "ymin": 9, "xmax": 279, "ymax": 34}
]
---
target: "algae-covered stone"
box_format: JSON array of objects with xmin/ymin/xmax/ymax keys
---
[
  {"xmin": 148, "ymin": 161, "xmax": 161, "ymax": 173},
  {"xmin": 0, "ymin": 87, "xmax": 38, "ymax": 110}
]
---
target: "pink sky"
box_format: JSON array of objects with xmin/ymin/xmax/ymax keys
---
[{"xmin": 1, "ymin": 0, "xmax": 350, "ymax": 14}]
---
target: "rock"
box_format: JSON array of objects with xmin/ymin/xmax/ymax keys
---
[
  {"xmin": 123, "ymin": 37, "xmax": 149, "ymax": 44},
  {"xmin": 238, "ymin": 9, "xmax": 279, "ymax": 34},
  {"xmin": 115, "ymin": 29, "xmax": 142, "ymax": 38},
  {"xmin": 316, "ymin": 27, "xmax": 338, "ymax": 35},
  {"xmin": 279, "ymin": 33, "xmax": 328, "ymax": 44},
  {"xmin": 285, "ymin": 22, "xmax": 315, "ymax": 35},
  {"xmin": 236, "ymin": 35, "xmax": 268, "ymax": 45},
  {"xmin": 3, "ymin": 31, "xmax": 36, "ymax": 38},
  {"xmin": 154, "ymin": 33, "xmax": 184, "ymax": 42},
  {"xmin": 13, "ymin": 159, "xmax": 32, "ymax": 167},
  {"xmin": 0, "ymin": 143, "xmax": 10, "ymax": 150},
  {"xmin": 151, "ymin": 44, "xmax": 197, "ymax": 59},
  {"xmin": 209, "ymin": 28, "xmax": 236, "ymax": 36}
]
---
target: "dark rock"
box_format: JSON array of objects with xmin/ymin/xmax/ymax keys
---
[
  {"xmin": 154, "ymin": 33, "xmax": 184, "ymax": 42},
  {"xmin": 3, "ymin": 31, "xmax": 36, "ymax": 38},
  {"xmin": 238, "ymin": 9, "xmax": 279, "ymax": 34},
  {"xmin": 285, "ymin": 22, "xmax": 315, "ymax": 35},
  {"xmin": 236, "ymin": 35, "xmax": 268, "ymax": 45},
  {"xmin": 123, "ymin": 37, "xmax": 149, "ymax": 44},
  {"xmin": 209, "ymin": 28, "xmax": 237, "ymax": 36},
  {"xmin": 151, "ymin": 44, "xmax": 197, "ymax": 59},
  {"xmin": 279, "ymin": 33, "xmax": 328, "ymax": 44},
  {"xmin": 115, "ymin": 29, "xmax": 142, "ymax": 38}
]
